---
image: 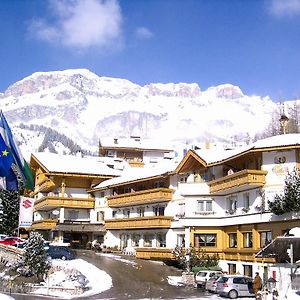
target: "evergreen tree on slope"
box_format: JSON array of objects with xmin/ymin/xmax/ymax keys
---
[{"xmin": 22, "ymin": 232, "xmax": 49, "ymax": 280}]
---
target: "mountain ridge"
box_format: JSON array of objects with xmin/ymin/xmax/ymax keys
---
[{"xmin": 0, "ymin": 69, "xmax": 297, "ymax": 159}]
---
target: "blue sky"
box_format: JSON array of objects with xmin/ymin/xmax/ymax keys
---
[{"xmin": 1, "ymin": 0, "xmax": 300, "ymax": 100}]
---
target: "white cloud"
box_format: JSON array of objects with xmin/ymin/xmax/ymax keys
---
[
  {"xmin": 269, "ymin": 0, "xmax": 300, "ymax": 17},
  {"xmin": 28, "ymin": 0, "xmax": 123, "ymax": 49},
  {"xmin": 135, "ymin": 27, "xmax": 154, "ymax": 39}
]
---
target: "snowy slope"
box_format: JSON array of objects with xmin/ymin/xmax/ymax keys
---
[{"xmin": 0, "ymin": 69, "xmax": 294, "ymax": 158}]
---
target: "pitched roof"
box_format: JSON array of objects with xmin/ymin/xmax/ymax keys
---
[
  {"xmin": 93, "ymin": 161, "xmax": 177, "ymax": 189},
  {"xmin": 31, "ymin": 152, "xmax": 124, "ymax": 177}
]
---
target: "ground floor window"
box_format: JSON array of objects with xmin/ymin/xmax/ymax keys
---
[
  {"xmin": 194, "ymin": 233, "xmax": 217, "ymax": 247},
  {"xmin": 144, "ymin": 234, "xmax": 154, "ymax": 247},
  {"xmin": 156, "ymin": 234, "xmax": 166, "ymax": 247},
  {"xmin": 243, "ymin": 264, "xmax": 253, "ymax": 277},
  {"xmin": 177, "ymin": 234, "xmax": 185, "ymax": 247},
  {"xmin": 132, "ymin": 234, "xmax": 140, "ymax": 247},
  {"xmin": 228, "ymin": 263, "xmax": 236, "ymax": 274}
]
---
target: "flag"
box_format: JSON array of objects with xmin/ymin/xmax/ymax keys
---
[
  {"xmin": 0, "ymin": 111, "xmax": 34, "ymax": 190},
  {"xmin": 0, "ymin": 131, "xmax": 18, "ymax": 190}
]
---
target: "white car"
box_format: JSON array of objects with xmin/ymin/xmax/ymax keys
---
[{"xmin": 195, "ymin": 270, "xmax": 223, "ymax": 288}]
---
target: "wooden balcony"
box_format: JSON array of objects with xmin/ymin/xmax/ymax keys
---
[
  {"xmin": 31, "ymin": 219, "xmax": 58, "ymax": 230},
  {"xmin": 128, "ymin": 161, "xmax": 145, "ymax": 168},
  {"xmin": 208, "ymin": 169, "xmax": 267, "ymax": 195},
  {"xmin": 136, "ymin": 248, "xmax": 175, "ymax": 260},
  {"xmin": 105, "ymin": 216, "xmax": 173, "ymax": 230},
  {"xmin": 34, "ymin": 179, "xmax": 55, "ymax": 194},
  {"xmin": 107, "ymin": 188, "xmax": 173, "ymax": 208},
  {"xmin": 34, "ymin": 196, "xmax": 95, "ymax": 211}
]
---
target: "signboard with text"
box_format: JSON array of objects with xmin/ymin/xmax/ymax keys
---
[{"xmin": 19, "ymin": 197, "xmax": 34, "ymax": 228}]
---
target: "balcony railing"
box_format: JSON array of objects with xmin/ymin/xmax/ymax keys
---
[
  {"xmin": 128, "ymin": 161, "xmax": 145, "ymax": 168},
  {"xmin": 136, "ymin": 248, "xmax": 175, "ymax": 260},
  {"xmin": 34, "ymin": 179, "xmax": 56, "ymax": 194},
  {"xmin": 107, "ymin": 188, "xmax": 173, "ymax": 207},
  {"xmin": 208, "ymin": 169, "xmax": 267, "ymax": 195},
  {"xmin": 31, "ymin": 219, "xmax": 58, "ymax": 230},
  {"xmin": 105, "ymin": 216, "xmax": 173, "ymax": 229},
  {"xmin": 34, "ymin": 196, "xmax": 95, "ymax": 211}
]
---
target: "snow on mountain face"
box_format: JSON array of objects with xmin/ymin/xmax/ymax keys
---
[{"xmin": 0, "ymin": 69, "xmax": 279, "ymax": 158}]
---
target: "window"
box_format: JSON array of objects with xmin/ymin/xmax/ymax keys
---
[
  {"xmin": 243, "ymin": 265, "xmax": 253, "ymax": 277},
  {"xmin": 153, "ymin": 206, "xmax": 165, "ymax": 216},
  {"xmin": 178, "ymin": 203, "xmax": 185, "ymax": 217},
  {"xmin": 197, "ymin": 199, "xmax": 213, "ymax": 212},
  {"xmin": 123, "ymin": 209, "xmax": 130, "ymax": 218},
  {"xmin": 195, "ymin": 234, "xmax": 217, "ymax": 247},
  {"xmin": 154, "ymin": 181, "xmax": 165, "ymax": 188},
  {"xmin": 68, "ymin": 210, "xmax": 78, "ymax": 220},
  {"xmin": 132, "ymin": 234, "xmax": 140, "ymax": 247},
  {"xmin": 260, "ymin": 231, "xmax": 272, "ymax": 247},
  {"xmin": 112, "ymin": 210, "xmax": 117, "ymax": 218},
  {"xmin": 97, "ymin": 211, "xmax": 104, "ymax": 221},
  {"xmin": 228, "ymin": 263, "xmax": 236, "ymax": 274},
  {"xmin": 227, "ymin": 195, "xmax": 237, "ymax": 211},
  {"xmin": 243, "ymin": 192, "xmax": 250, "ymax": 209},
  {"xmin": 229, "ymin": 233, "xmax": 237, "ymax": 248},
  {"xmin": 243, "ymin": 232, "xmax": 253, "ymax": 248},
  {"xmin": 137, "ymin": 207, "xmax": 145, "ymax": 217},
  {"xmin": 143, "ymin": 234, "xmax": 153, "ymax": 247},
  {"xmin": 157, "ymin": 234, "xmax": 166, "ymax": 247}
]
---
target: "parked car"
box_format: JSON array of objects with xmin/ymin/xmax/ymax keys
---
[
  {"xmin": 46, "ymin": 246, "xmax": 76, "ymax": 260},
  {"xmin": 0, "ymin": 234, "xmax": 8, "ymax": 240},
  {"xmin": 0, "ymin": 237, "xmax": 24, "ymax": 245},
  {"xmin": 195, "ymin": 270, "xmax": 223, "ymax": 288},
  {"xmin": 205, "ymin": 273, "xmax": 223, "ymax": 293},
  {"xmin": 216, "ymin": 275, "xmax": 254, "ymax": 299}
]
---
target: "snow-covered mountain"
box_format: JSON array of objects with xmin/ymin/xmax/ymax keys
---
[{"xmin": 0, "ymin": 69, "xmax": 292, "ymax": 158}]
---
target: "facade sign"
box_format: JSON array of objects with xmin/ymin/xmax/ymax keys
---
[{"xmin": 19, "ymin": 197, "xmax": 34, "ymax": 228}]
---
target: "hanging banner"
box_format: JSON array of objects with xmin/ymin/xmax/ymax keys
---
[{"xmin": 19, "ymin": 196, "xmax": 34, "ymax": 228}]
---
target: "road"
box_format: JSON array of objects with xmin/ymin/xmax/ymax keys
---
[{"xmin": 11, "ymin": 250, "xmax": 211, "ymax": 300}]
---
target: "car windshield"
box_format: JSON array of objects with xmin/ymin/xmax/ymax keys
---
[{"xmin": 197, "ymin": 272, "xmax": 208, "ymax": 276}]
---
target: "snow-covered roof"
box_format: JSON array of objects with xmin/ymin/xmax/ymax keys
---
[
  {"xmin": 194, "ymin": 134, "xmax": 300, "ymax": 165},
  {"xmin": 32, "ymin": 152, "xmax": 123, "ymax": 176},
  {"xmin": 94, "ymin": 161, "xmax": 177, "ymax": 189},
  {"xmin": 251, "ymin": 133, "xmax": 300, "ymax": 149},
  {"xmin": 99, "ymin": 137, "xmax": 174, "ymax": 151}
]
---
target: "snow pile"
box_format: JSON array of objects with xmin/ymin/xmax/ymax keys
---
[{"xmin": 32, "ymin": 258, "xmax": 112, "ymax": 299}]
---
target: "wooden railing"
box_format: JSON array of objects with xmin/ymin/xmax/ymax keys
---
[
  {"xmin": 34, "ymin": 196, "xmax": 95, "ymax": 211},
  {"xmin": 208, "ymin": 169, "xmax": 267, "ymax": 195},
  {"xmin": 136, "ymin": 248, "xmax": 175, "ymax": 260},
  {"xmin": 31, "ymin": 219, "xmax": 58, "ymax": 230},
  {"xmin": 107, "ymin": 188, "xmax": 173, "ymax": 207},
  {"xmin": 105, "ymin": 216, "xmax": 173, "ymax": 229}
]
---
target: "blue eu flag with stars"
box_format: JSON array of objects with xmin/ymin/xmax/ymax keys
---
[{"xmin": 0, "ymin": 133, "xmax": 17, "ymax": 190}]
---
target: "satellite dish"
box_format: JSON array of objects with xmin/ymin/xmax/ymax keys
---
[{"xmin": 52, "ymin": 210, "xmax": 60, "ymax": 216}]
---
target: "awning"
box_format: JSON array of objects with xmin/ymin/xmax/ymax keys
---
[
  {"xmin": 54, "ymin": 223, "xmax": 105, "ymax": 233},
  {"xmin": 256, "ymin": 237, "xmax": 300, "ymax": 263}
]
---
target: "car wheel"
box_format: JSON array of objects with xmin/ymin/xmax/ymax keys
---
[
  {"xmin": 61, "ymin": 256, "xmax": 66, "ymax": 260},
  {"xmin": 228, "ymin": 289, "xmax": 238, "ymax": 299}
]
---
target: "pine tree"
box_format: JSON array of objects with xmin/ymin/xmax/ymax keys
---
[
  {"xmin": 269, "ymin": 169, "xmax": 300, "ymax": 215},
  {"xmin": 22, "ymin": 232, "xmax": 49, "ymax": 280},
  {"xmin": 0, "ymin": 167, "xmax": 24, "ymax": 235}
]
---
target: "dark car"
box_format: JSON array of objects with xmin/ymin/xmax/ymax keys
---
[{"xmin": 46, "ymin": 246, "xmax": 76, "ymax": 260}]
